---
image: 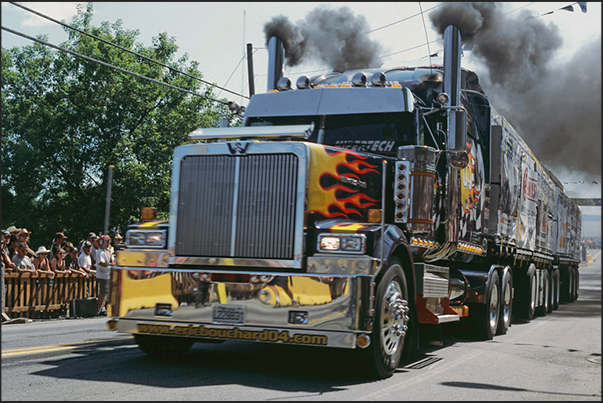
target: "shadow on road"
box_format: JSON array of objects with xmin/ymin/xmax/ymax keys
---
[
  {"xmin": 29, "ymin": 270, "xmax": 599, "ymax": 393},
  {"xmin": 32, "ymin": 339, "xmax": 394, "ymax": 393}
]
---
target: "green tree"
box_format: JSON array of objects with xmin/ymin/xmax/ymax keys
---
[{"xmin": 1, "ymin": 3, "xmax": 229, "ymax": 248}]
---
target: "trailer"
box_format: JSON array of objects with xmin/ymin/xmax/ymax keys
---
[{"xmin": 107, "ymin": 24, "xmax": 582, "ymax": 379}]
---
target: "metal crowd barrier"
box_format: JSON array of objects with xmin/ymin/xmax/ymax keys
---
[{"xmin": 3, "ymin": 273, "xmax": 98, "ymax": 319}]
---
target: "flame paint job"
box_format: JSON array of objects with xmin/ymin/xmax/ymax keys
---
[{"xmin": 307, "ymin": 144, "xmax": 381, "ymax": 221}]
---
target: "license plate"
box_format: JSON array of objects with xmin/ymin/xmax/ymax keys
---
[{"xmin": 212, "ymin": 305, "xmax": 245, "ymax": 324}]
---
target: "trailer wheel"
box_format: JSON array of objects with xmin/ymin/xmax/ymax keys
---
[
  {"xmin": 573, "ymin": 267, "xmax": 579, "ymax": 301},
  {"xmin": 134, "ymin": 334, "xmax": 194, "ymax": 358},
  {"xmin": 567, "ymin": 268, "xmax": 575, "ymax": 302},
  {"xmin": 546, "ymin": 270, "xmax": 554, "ymax": 313},
  {"xmin": 552, "ymin": 269, "xmax": 560, "ymax": 310},
  {"xmin": 516, "ymin": 265, "xmax": 536, "ymax": 321},
  {"xmin": 536, "ymin": 270, "xmax": 549, "ymax": 317},
  {"xmin": 360, "ymin": 258, "xmax": 409, "ymax": 379},
  {"xmin": 496, "ymin": 269, "xmax": 512, "ymax": 335}
]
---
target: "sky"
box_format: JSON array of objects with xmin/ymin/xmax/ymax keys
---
[{"xmin": 1, "ymin": 2, "xmax": 601, "ymax": 237}]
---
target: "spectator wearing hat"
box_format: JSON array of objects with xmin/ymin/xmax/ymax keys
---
[
  {"xmin": 78, "ymin": 241, "xmax": 95, "ymax": 275},
  {"xmin": 78, "ymin": 232, "xmax": 97, "ymax": 255},
  {"xmin": 49, "ymin": 232, "xmax": 68, "ymax": 262},
  {"xmin": 90, "ymin": 235, "xmax": 101, "ymax": 271},
  {"xmin": 6, "ymin": 226, "xmax": 20, "ymax": 236},
  {"xmin": 113, "ymin": 233, "xmax": 124, "ymax": 253},
  {"xmin": 50, "ymin": 247, "xmax": 70, "ymax": 274},
  {"xmin": 96, "ymin": 235, "xmax": 114, "ymax": 315},
  {"xmin": 12, "ymin": 243, "xmax": 37, "ymax": 274},
  {"xmin": 18, "ymin": 229, "xmax": 36, "ymax": 258},
  {"xmin": 32, "ymin": 246, "xmax": 55, "ymax": 277},
  {"xmin": 2, "ymin": 230, "xmax": 17, "ymax": 272}
]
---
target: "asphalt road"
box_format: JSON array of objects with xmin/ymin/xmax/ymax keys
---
[{"xmin": 2, "ymin": 253, "xmax": 600, "ymax": 401}]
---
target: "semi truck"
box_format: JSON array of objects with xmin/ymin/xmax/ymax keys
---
[{"xmin": 107, "ymin": 24, "xmax": 582, "ymax": 379}]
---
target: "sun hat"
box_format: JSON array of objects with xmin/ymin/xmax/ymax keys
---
[
  {"xmin": 35, "ymin": 246, "xmax": 50, "ymax": 256},
  {"xmin": 18, "ymin": 228, "xmax": 31, "ymax": 236},
  {"xmin": 7, "ymin": 226, "xmax": 20, "ymax": 234}
]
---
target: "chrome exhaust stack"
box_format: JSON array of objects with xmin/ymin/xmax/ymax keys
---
[
  {"xmin": 267, "ymin": 36, "xmax": 285, "ymax": 92},
  {"xmin": 443, "ymin": 24, "xmax": 465, "ymax": 156},
  {"xmin": 443, "ymin": 24, "xmax": 467, "ymax": 245}
]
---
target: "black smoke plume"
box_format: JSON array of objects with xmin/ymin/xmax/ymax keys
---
[
  {"xmin": 264, "ymin": 5, "xmax": 383, "ymax": 73},
  {"xmin": 430, "ymin": 2, "xmax": 601, "ymax": 179}
]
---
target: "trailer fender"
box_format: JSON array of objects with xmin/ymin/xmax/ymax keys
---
[{"xmin": 456, "ymin": 264, "xmax": 504, "ymax": 304}]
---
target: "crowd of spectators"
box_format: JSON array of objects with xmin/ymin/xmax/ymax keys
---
[{"xmin": 1, "ymin": 226, "xmax": 122, "ymax": 316}]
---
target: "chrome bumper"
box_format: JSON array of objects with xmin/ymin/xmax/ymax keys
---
[{"xmin": 110, "ymin": 260, "xmax": 374, "ymax": 349}]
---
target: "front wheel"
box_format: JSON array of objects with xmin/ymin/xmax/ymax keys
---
[{"xmin": 360, "ymin": 258, "xmax": 410, "ymax": 379}]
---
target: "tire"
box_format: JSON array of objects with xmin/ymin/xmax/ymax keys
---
[
  {"xmin": 573, "ymin": 267, "xmax": 579, "ymax": 301},
  {"xmin": 536, "ymin": 270, "xmax": 549, "ymax": 317},
  {"xmin": 528, "ymin": 268, "xmax": 537, "ymax": 320},
  {"xmin": 546, "ymin": 270, "xmax": 554, "ymax": 314},
  {"xmin": 552, "ymin": 269, "xmax": 560, "ymax": 310},
  {"xmin": 516, "ymin": 266, "xmax": 536, "ymax": 321},
  {"xmin": 360, "ymin": 258, "xmax": 410, "ymax": 379},
  {"xmin": 135, "ymin": 334, "xmax": 194, "ymax": 358},
  {"xmin": 496, "ymin": 269, "xmax": 512, "ymax": 335},
  {"xmin": 568, "ymin": 268, "xmax": 575, "ymax": 302},
  {"xmin": 471, "ymin": 270, "xmax": 500, "ymax": 340}
]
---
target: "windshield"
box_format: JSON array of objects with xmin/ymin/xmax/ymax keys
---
[{"xmin": 247, "ymin": 112, "xmax": 416, "ymax": 157}]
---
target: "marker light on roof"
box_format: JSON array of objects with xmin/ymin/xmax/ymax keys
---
[
  {"xmin": 296, "ymin": 75, "xmax": 312, "ymax": 89},
  {"xmin": 277, "ymin": 77, "xmax": 292, "ymax": 91}
]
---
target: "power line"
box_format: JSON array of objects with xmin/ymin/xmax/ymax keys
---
[
  {"xmin": 418, "ymin": 2, "xmax": 433, "ymax": 74},
  {"xmin": 360, "ymin": 3, "xmax": 444, "ymax": 35},
  {"xmin": 1, "ymin": 25, "xmax": 229, "ymax": 106},
  {"xmin": 8, "ymin": 1, "xmax": 248, "ymax": 100}
]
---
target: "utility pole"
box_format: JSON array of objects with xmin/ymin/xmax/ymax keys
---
[{"xmin": 104, "ymin": 165, "xmax": 114, "ymax": 236}]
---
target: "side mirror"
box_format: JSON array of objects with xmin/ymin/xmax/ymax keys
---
[{"xmin": 447, "ymin": 108, "xmax": 466, "ymax": 152}]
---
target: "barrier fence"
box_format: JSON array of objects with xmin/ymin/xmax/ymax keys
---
[{"xmin": 3, "ymin": 273, "xmax": 98, "ymax": 319}]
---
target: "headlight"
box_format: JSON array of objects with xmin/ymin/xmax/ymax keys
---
[
  {"xmin": 126, "ymin": 230, "xmax": 167, "ymax": 249},
  {"xmin": 317, "ymin": 233, "xmax": 366, "ymax": 254}
]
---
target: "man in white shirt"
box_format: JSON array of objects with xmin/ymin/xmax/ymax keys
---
[
  {"xmin": 78, "ymin": 241, "xmax": 95, "ymax": 275},
  {"xmin": 96, "ymin": 235, "xmax": 114, "ymax": 315}
]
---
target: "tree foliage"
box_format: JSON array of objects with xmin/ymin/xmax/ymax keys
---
[{"xmin": 1, "ymin": 3, "xmax": 229, "ymax": 248}]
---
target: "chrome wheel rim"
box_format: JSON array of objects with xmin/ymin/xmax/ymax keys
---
[
  {"xmin": 489, "ymin": 283, "xmax": 499, "ymax": 331},
  {"xmin": 381, "ymin": 281, "xmax": 409, "ymax": 356},
  {"xmin": 502, "ymin": 281, "xmax": 511, "ymax": 325}
]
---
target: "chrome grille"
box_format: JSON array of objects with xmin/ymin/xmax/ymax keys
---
[{"xmin": 175, "ymin": 153, "xmax": 298, "ymax": 259}]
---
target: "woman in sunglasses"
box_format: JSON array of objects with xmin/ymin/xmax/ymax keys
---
[{"xmin": 50, "ymin": 248, "xmax": 70, "ymax": 274}]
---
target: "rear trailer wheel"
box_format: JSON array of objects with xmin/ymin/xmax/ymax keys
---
[
  {"xmin": 573, "ymin": 267, "xmax": 579, "ymax": 301},
  {"xmin": 568, "ymin": 268, "xmax": 575, "ymax": 302},
  {"xmin": 515, "ymin": 267, "xmax": 536, "ymax": 321},
  {"xmin": 496, "ymin": 270, "xmax": 513, "ymax": 335},
  {"xmin": 536, "ymin": 270, "xmax": 549, "ymax": 317},
  {"xmin": 360, "ymin": 258, "xmax": 410, "ymax": 379},
  {"xmin": 546, "ymin": 270, "xmax": 554, "ymax": 314},
  {"xmin": 135, "ymin": 334, "xmax": 194, "ymax": 358},
  {"xmin": 552, "ymin": 269, "xmax": 560, "ymax": 310}
]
